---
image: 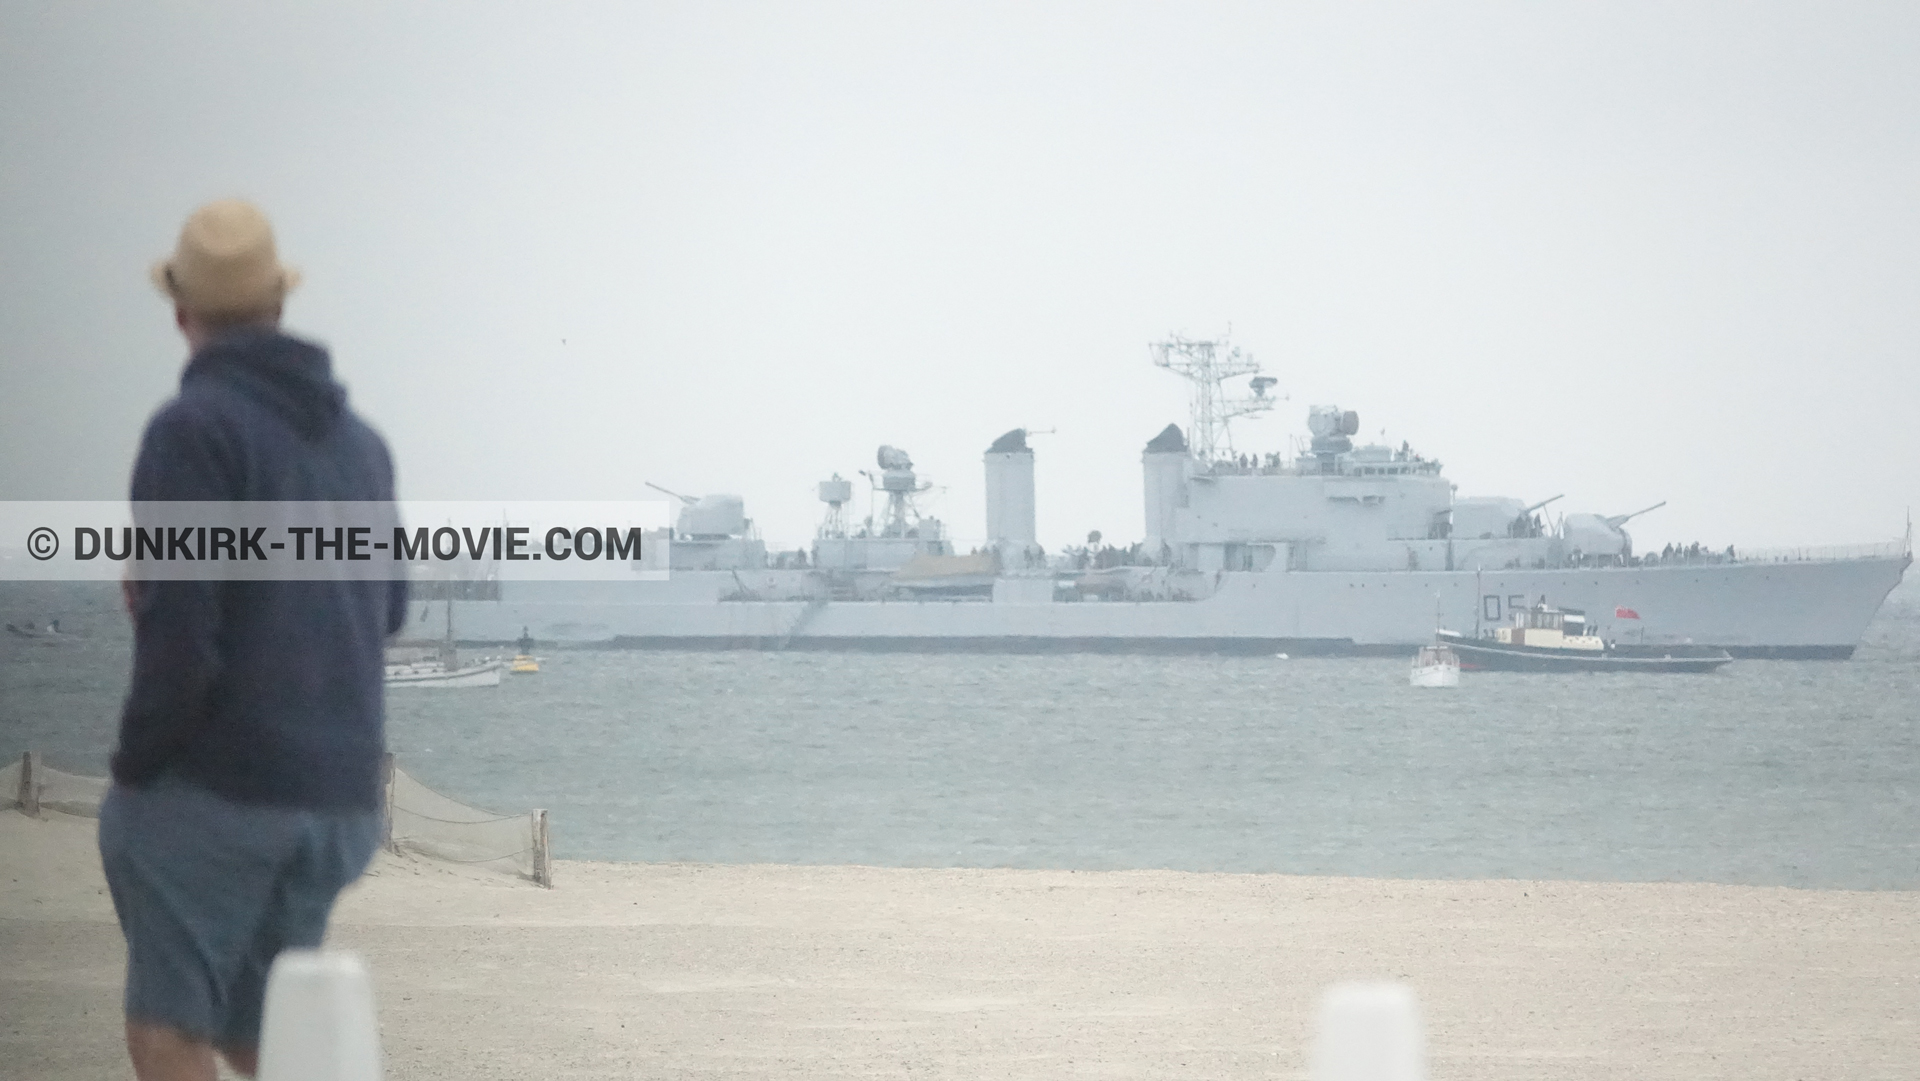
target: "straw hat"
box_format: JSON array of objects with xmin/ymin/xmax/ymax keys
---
[{"xmin": 151, "ymin": 199, "xmax": 301, "ymax": 316}]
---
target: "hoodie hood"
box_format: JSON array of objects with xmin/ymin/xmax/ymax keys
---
[{"xmin": 183, "ymin": 328, "xmax": 345, "ymax": 439}]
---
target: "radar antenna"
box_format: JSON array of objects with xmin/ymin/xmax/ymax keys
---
[
  {"xmin": 859, "ymin": 446, "xmax": 934, "ymax": 538},
  {"xmin": 1148, "ymin": 333, "xmax": 1283, "ymax": 461},
  {"xmin": 816, "ymin": 473, "xmax": 853, "ymax": 539}
]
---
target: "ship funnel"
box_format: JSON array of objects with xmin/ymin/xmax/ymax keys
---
[
  {"xmin": 1142, "ymin": 423, "xmax": 1188, "ymax": 563},
  {"xmin": 984, "ymin": 429, "xmax": 1037, "ymax": 558}
]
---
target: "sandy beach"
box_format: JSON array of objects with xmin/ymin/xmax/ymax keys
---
[{"xmin": 4, "ymin": 810, "xmax": 1917, "ymax": 1080}]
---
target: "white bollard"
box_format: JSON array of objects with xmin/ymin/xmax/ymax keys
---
[
  {"xmin": 1311, "ymin": 981, "xmax": 1424, "ymax": 1081},
  {"xmin": 257, "ymin": 949, "xmax": 383, "ymax": 1081}
]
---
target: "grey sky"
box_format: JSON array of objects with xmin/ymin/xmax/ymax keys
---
[{"xmin": 3, "ymin": 2, "xmax": 1916, "ymax": 553}]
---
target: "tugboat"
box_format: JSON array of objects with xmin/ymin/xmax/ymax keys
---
[{"xmin": 1437, "ymin": 601, "xmax": 1733, "ymax": 673}]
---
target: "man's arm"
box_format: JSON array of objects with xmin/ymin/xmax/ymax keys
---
[{"xmin": 111, "ymin": 403, "xmax": 234, "ymax": 786}]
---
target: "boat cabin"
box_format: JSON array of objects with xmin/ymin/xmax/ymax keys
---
[{"xmin": 1494, "ymin": 603, "xmax": 1604, "ymax": 651}]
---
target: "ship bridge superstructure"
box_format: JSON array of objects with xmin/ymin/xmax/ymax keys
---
[
  {"xmin": 1137, "ymin": 342, "xmax": 1677, "ymax": 575},
  {"xmin": 1146, "ymin": 404, "xmax": 1458, "ymax": 574}
]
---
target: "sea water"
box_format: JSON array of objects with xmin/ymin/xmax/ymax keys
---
[{"xmin": 4, "ymin": 582, "xmax": 1915, "ymax": 888}]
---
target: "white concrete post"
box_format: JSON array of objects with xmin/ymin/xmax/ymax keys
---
[
  {"xmin": 258, "ymin": 950, "xmax": 383, "ymax": 1081},
  {"xmin": 1311, "ymin": 981, "xmax": 1424, "ymax": 1081}
]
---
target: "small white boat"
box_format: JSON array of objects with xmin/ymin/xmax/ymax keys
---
[
  {"xmin": 385, "ymin": 660, "xmax": 505, "ymax": 688},
  {"xmin": 1410, "ymin": 644, "xmax": 1460, "ymax": 687},
  {"xmin": 385, "ymin": 600, "xmax": 505, "ymax": 687}
]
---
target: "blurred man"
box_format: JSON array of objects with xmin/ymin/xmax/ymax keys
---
[{"xmin": 100, "ymin": 200, "xmax": 408, "ymax": 1081}]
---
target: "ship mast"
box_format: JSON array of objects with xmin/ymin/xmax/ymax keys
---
[{"xmin": 1148, "ymin": 333, "xmax": 1281, "ymax": 461}]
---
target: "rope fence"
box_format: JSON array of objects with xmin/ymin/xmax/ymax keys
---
[
  {"xmin": 2, "ymin": 750, "xmax": 552, "ymax": 888},
  {"xmin": 2, "ymin": 752, "xmax": 109, "ymax": 818},
  {"xmin": 383, "ymin": 755, "xmax": 552, "ymax": 887}
]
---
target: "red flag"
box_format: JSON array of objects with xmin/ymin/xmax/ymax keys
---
[{"xmin": 1615, "ymin": 606, "xmax": 1640, "ymax": 620}]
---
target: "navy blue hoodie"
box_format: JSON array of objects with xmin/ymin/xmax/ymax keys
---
[{"xmin": 112, "ymin": 328, "xmax": 407, "ymax": 810}]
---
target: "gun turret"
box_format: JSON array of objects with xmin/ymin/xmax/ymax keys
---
[{"xmin": 1605, "ymin": 501, "xmax": 1667, "ymax": 529}]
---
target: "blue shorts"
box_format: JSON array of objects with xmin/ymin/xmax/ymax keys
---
[{"xmin": 97, "ymin": 777, "xmax": 381, "ymax": 1049}]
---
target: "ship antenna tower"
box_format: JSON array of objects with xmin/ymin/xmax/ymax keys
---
[{"xmin": 1148, "ymin": 333, "xmax": 1283, "ymax": 461}]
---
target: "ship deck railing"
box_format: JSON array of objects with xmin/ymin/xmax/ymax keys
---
[{"xmin": 1720, "ymin": 539, "xmax": 1910, "ymax": 564}]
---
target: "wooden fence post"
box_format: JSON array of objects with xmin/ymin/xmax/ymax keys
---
[
  {"xmin": 380, "ymin": 753, "xmax": 396, "ymax": 853},
  {"xmin": 20, "ymin": 751, "xmax": 39, "ymax": 818},
  {"xmin": 531, "ymin": 809, "xmax": 551, "ymax": 888}
]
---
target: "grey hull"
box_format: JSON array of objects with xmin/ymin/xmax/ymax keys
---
[{"xmin": 444, "ymin": 553, "xmax": 1909, "ymax": 656}]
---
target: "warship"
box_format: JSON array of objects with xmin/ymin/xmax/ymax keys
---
[{"xmin": 446, "ymin": 336, "xmax": 1910, "ymax": 657}]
